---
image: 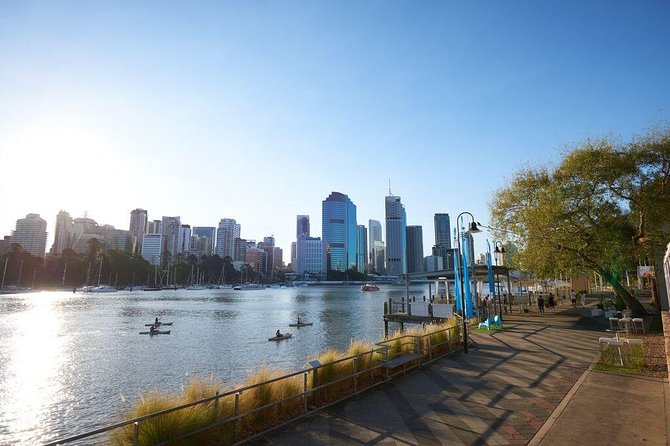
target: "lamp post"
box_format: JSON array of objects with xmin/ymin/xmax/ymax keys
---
[
  {"xmin": 457, "ymin": 212, "xmax": 481, "ymax": 354},
  {"xmin": 494, "ymin": 241, "xmax": 506, "ymax": 317}
]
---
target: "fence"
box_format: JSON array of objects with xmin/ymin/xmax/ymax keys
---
[
  {"xmin": 387, "ymin": 298, "xmax": 455, "ymax": 319},
  {"xmin": 45, "ymin": 323, "xmax": 463, "ymax": 446}
]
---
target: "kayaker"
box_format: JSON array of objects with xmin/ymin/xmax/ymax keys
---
[
  {"xmin": 275, "ymin": 329, "xmax": 282, "ymax": 338},
  {"xmin": 154, "ymin": 317, "xmax": 159, "ymax": 325},
  {"xmin": 150, "ymin": 324, "xmax": 157, "ymax": 334},
  {"xmin": 297, "ymin": 316, "xmax": 301, "ymax": 324}
]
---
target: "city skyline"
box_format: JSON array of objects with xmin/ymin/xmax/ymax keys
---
[{"xmin": 1, "ymin": 2, "xmax": 669, "ymax": 259}]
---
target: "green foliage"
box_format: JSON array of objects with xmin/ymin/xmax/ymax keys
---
[{"xmin": 490, "ymin": 126, "xmax": 670, "ymax": 315}]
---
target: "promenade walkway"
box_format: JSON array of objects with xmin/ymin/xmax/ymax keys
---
[{"xmin": 253, "ymin": 307, "xmax": 669, "ymax": 445}]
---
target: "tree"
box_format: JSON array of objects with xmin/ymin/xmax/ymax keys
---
[{"xmin": 490, "ymin": 126, "xmax": 670, "ymax": 316}]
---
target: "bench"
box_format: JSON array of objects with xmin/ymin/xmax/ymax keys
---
[{"xmin": 383, "ymin": 353, "xmax": 421, "ymax": 369}]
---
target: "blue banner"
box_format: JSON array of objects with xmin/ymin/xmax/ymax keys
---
[
  {"xmin": 460, "ymin": 228, "xmax": 474, "ymax": 318},
  {"xmin": 453, "ymin": 228, "xmax": 462, "ymax": 312},
  {"xmin": 486, "ymin": 240, "xmax": 495, "ymax": 295}
]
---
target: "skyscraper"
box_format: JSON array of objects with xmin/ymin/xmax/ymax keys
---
[
  {"xmin": 192, "ymin": 227, "xmax": 216, "ymax": 257},
  {"xmin": 11, "ymin": 213, "xmax": 47, "ymax": 257},
  {"xmin": 295, "ymin": 236, "xmax": 327, "ymax": 279},
  {"xmin": 385, "ymin": 194, "xmax": 406, "ymax": 275},
  {"xmin": 368, "ymin": 219, "xmax": 382, "ymax": 272},
  {"xmin": 216, "ymin": 218, "xmax": 241, "ymax": 258},
  {"xmin": 434, "ymin": 213, "xmax": 451, "ymax": 249},
  {"xmin": 322, "ymin": 192, "xmax": 357, "ymax": 272},
  {"xmin": 161, "ymin": 216, "xmax": 181, "ymax": 259},
  {"xmin": 129, "ymin": 209, "xmax": 148, "ymax": 254},
  {"xmin": 406, "ymin": 225, "xmax": 424, "ymax": 273},
  {"xmin": 296, "ymin": 215, "xmax": 310, "ymax": 238},
  {"xmin": 52, "ymin": 210, "xmax": 73, "ymax": 255},
  {"xmin": 356, "ymin": 225, "xmax": 367, "ymax": 273}
]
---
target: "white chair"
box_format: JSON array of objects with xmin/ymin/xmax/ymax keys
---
[
  {"xmin": 608, "ymin": 317, "xmax": 621, "ymax": 330},
  {"xmin": 619, "ymin": 317, "xmax": 632, "ymax": 333},
  {"xmin": 632, "ymin": 318, "xmax": 645, "ymax": 334},
  {"xmin": 599, "ymin": 337, "xmax": 615, "ymax": 352}
]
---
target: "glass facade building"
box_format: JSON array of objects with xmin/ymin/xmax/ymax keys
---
[
  {"xmin": 322, "ymin": 192, "xmax": 357, "ymax": 272},
  {"xmin": 385, "ymin": 195, "xmax": 406, "ymax": 276}
]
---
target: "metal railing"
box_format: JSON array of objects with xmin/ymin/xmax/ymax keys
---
[{"xmin": 45, "ymin": 323, "xmax": 463, "ymax": 446}]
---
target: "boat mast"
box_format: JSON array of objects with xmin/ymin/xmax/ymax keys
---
[
  {"xmin": 97, "ymin": 259, "xmax": 103, "ymax": 286},
  {"xmin": 17, "ymin": 259, "xmax": 24, "ymax": 288},
  {"xmin": 1, "ymin": 257, "xmax": 8, "ymax": 289},
  {"xmin": 62, "ymin": 262, "xmax": 67, "ymax": 287}
]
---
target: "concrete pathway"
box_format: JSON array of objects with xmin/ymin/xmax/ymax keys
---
[{"xmin": 252, "ymin": 309, "xmax": 669, "ymax": 445}]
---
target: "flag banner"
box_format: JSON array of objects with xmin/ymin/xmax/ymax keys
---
[
  {"xmin": 486, "ymin": 240, "xmax": 495, "ymax": 295},
  {"xmin": 461, "ymin": 231, "xmax": 474, "ymax": 318},
  {"xmin": 453, "ymin": 242, "xmax": 462, "ymax": 311}
]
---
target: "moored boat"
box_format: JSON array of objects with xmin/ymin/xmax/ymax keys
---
[{"xmin": 361, "ymin": 284, "xmax": 380, "ymax": 291}]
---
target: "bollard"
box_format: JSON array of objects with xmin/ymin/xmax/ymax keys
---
[
  {"xmin": 214, "ymin": 390, "xmax": 219, "ymax": 417},
  {"xmin": 303, "ymin": 372, "xmax": 308, "ymax": 413},
  {"xmin": 133, "ymin": 422, "xmax": 139, "ymax": 446},
  {"xmin": 234, "ymin": 392, "xmax": 240, "ymax": 441},
  {"xmin": 353, "ymin": 356, "xmax": 358, "ymax": 392}
]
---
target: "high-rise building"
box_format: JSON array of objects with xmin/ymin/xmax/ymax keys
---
[
  {"xmin": 177, "ymin": 224, "xmax": 191, "ymax": 256},
  {"xmin": 52, "ymin": 210, "xmax": 73, "ymax": 255},
  {"xmin": 129, "ymin": 209, "xmax": 148, "ymax": 254},
  {"xmin": 245, "ymin": 247, "xmax": 268, "ymax": 275},
  {"xmin": 296, "ymin": 215, "xmax": 310, "ymax": 238},
  {"xmin": 424, "ymin": 255, "xmax": 444, "ymax": 272},
  {"xmin": 258, "ymin": 239, "xmax": 275, "ymax": 275},
  {"xmin": 70, "ymin": 216, "xmax": 104, "ymax": 254},
  {"xmin": 290, "ymin": 242, "xmax": 297, "ymax": 268},
  {"xmin": 216, "ymin": 218, "xmax": 241, "ymax": 259},
  {"xmin": 146, "ymin": 220, "xmax": 162, "ymax": 234},
  {"xmin": 11, "ymin": 213, "xmax": 47, "ymax": 257},
  {"xmin": 385, "ymin": 194, "xmax": 406, "ymax": 275},
  {"xmin": 161, "ymin": 216, "xmax": 181, "ymax": 260},
  {"xmin": 322, "ymin": 192, "xmax": 357, "ymax": 272},
  {"xmin": 434, "ymin": 213, "xmax": 451, "ymax": 249},
  {"xmin": 368, "ymin": 219, "xmax": 382, "ymax": 273},
  {"xmin": 192, "ymin": 227, "xmax": 216, "ymax": 257},
  {"xmin": 356, "ymin": 225, "xmax": 367, "ymax": 273},
  {"xmin": 373, "ymin": 241, "xmax": 385, "ymax": 274},
  {"xmin": 295, "ymin": 236, "xmax": 327, "ymax": 279},
  {"xmin": 107, "ymin": 229, "xmax": 134, "ymax": 252},
  {"xmin": 406, "ymin": 225, "xmax": 424, "ymax": 273},
  {"xmin": 272, "ymin": 246, "xmax": 283, "ymax": 269},
  {"xmin": 232, "ymin": 237, "xmax": 247, "ymax": 261},
  {"xmin": 141, "ymin": 234, "xmax": 164, "ymax": 265}
]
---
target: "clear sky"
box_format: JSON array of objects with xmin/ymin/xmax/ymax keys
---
[{"xmin": 1, "ymin": 1, "xmax": 669, "ymax": 259}]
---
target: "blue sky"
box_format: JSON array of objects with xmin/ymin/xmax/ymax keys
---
[{"xmin": 1, "ymin": 1, "xmax": 669, "ymax": 258}]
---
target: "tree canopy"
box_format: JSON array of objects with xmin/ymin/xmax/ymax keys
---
[{"xmin": 490, "ymin": 126, "xmax": 670, "ymax": 315}]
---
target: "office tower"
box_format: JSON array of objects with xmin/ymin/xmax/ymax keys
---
[
  {"xmin": 290, "ymin": 242, "xmax": 297, "ymax": 268},
  {"xmin": 161, "ymin": 216, "xmax": 181, "ymax": 260},
  {"xmin": 146, "ymin": 220, "xmax": 162, "ymax": 234},
  {"xmin": 466, "ymin": 232, "xmax": 475, "ymax": 266},
  {"xmin": 141, "ymin": 234, "xmax": 163, "ymax": 265},
  {"xmin": 258, "ymin": 239, "xmax": 275, "ymax": 274},
  {"xmin": 434, "ymin": 213, "xmax": 451, "ymax": 249},
  {"xmin": 406, "ymin": 225, "xmax": 424, "ymax": 273},
  {"xmin": 368, "ymin": 219, "xmax": 382, "ymax": 272},
  {"xmin": 52, "ymin": 210, "xmax": 73, "ymax": 255},
  {"xmin": 107, "ymin": 229, "xmax": 134, "ymax": 252},
  {"xmin": 295, "ymin": 236, "xmax": 327, "ymax": 279},
  {"xmin": 424, "ymin": 255, "xmax": 444, "ymax": 272},
  {"xmin": 192, "ymin": 227, "xmax": 216, "ymax": 257},
  {"xmin": 373, "ymin": 241, "xmax": 385, "ymax": 274},
  {"xmin": 216, "ymin": 218, "xmax": 241, "ymax": 258},
  {"xmin": 178, "ymin": 224, "xmax": 191, "ymax": 255},
  {"xmin": 322, "ymin": 192, "xmax": 357, "ymax": 272},
  {"xmin": 296, "ymin": 215, "xmax": 310, "ymax": 238},
  {"xmin": 385, "ymin": 194, "xmax": 406, "ymax": 275},
  {"xmin": 245, "ymin": 248, "xmax": 267, "ymax": 275},
  {"xmin": 11, "ymin": 213, "xmax": 47, "ymax": 257},
  {"xmin": 71, "ymin": 216, "xmax": 104, "ymax": 254},
  {"xmin": 356, "ymin": 225, "xmax": 367, "ymax": 273},
  {"xmin": 232, "ymin": 238, "xmax": 247, "ymax": 261},
  {"xmin": 129, "ymin": 209, "xmax": 148, "ymax": 254},
  {"xmin": 273, "ymin": 247, "xmax": 283, "ymax": 269}
]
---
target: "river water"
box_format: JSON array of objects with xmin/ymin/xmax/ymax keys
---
[{"xmin": 0, "ymin": 285, "xmax": 430, "ymax": 445}]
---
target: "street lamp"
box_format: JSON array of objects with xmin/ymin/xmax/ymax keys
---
[
  {"xmin": 457, "ymin": 212, "xmax": 481, "ymax": 354},
  {"xmin": 494, "ymin": 241, "xmax": 506, "ymax": 317}
]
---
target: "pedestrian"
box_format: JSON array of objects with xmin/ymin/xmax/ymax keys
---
[
  {"xmin": 570, "ymin": 289, "xmax": 577, "ymax": 308},
  {"xmin": 580, "ymin": 292, "xmax": 586, "ymax": 308},
  {"xmin": 547, "ymin": 294, "xmax": 555, "ymax": 312},
  {"xmin": 538, "ymin": 295, "xmax": 545, "ymax": 314}
]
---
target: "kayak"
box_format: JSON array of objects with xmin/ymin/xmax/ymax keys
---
[
  {"xmin": 288, "ymin": 322, "xmax": 313, "ymax": 327},
  {"xmin": 144, "ymin": 322, "xmax": 173, "ymax": 326},
  {"xmin": 139, "ymin": 330, "xmax": 171, "ymax": 335},
  {"xmin": 268, "ymin": 333, "xmax": 292, "ymax": 341}
]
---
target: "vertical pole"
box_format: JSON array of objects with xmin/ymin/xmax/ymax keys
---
[
  {"xmin": 1, "ymin": 257, "xmax": 8, "ymax": 289},
  {"xmin": 234, "ymin": 392, "xmax": 240, "ymax": 441},
  {"xmin": 353, "ymin": 357, "xmax": 358, "ymax": 393},
  {"xmin": 32, "ymin": 267, "xmax": 36, "ymax": 289},
  {"xmin": 506, "ymin": 269, "xmax": 513, "ymax": 313},
  {"xmin": 17, "ymin": 259, "xmax": 24, "ymax": 288},
  {"xmin": 62, "ymin": 262, "xmax": 67, "ymax": 288},
  {"xmin": 214, "ymin": 390, "xmax": 219, "ymax": 417},
  {"xmin": 133, "ymin": 421, "xmax": 139, "ymax": 446},
  {"xmin": 457, "ymin": 223, "xmax": 468, "ymax": 354},
  {"xmin": 303, "ymin": 372, "xmax": 308, "ymax": 412},
  {"xmin": 428, "ymin": 282, "xmax": 432, "ymax": 300}
]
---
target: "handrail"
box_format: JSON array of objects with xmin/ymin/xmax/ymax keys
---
[{"xmin": 45, "ymin": 323, "xmax": 462, "ymax": 446}]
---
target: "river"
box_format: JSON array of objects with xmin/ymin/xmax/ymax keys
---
[{"xmin": 0, "ymin": 284, "xmax": 430, "ymax": 445}]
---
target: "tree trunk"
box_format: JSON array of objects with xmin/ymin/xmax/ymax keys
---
[{"xmin": 599, "ymin": 268, "xmax": 649, "ymax": 317}]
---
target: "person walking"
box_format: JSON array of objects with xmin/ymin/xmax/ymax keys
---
[
  {"xmin": 580, "ymin": 292, "xmax": 586, "ymax": 308},
  {"xmin": 538, "ymin": 295, "xmax": 545, "ymax": 315},
  {"xmin": 547, "ymin": 294, "xmax": 555, "ymax": 312},
  {"xmin": 570, "ymin": 289, "xmax": 577, "ymax": 308}
]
